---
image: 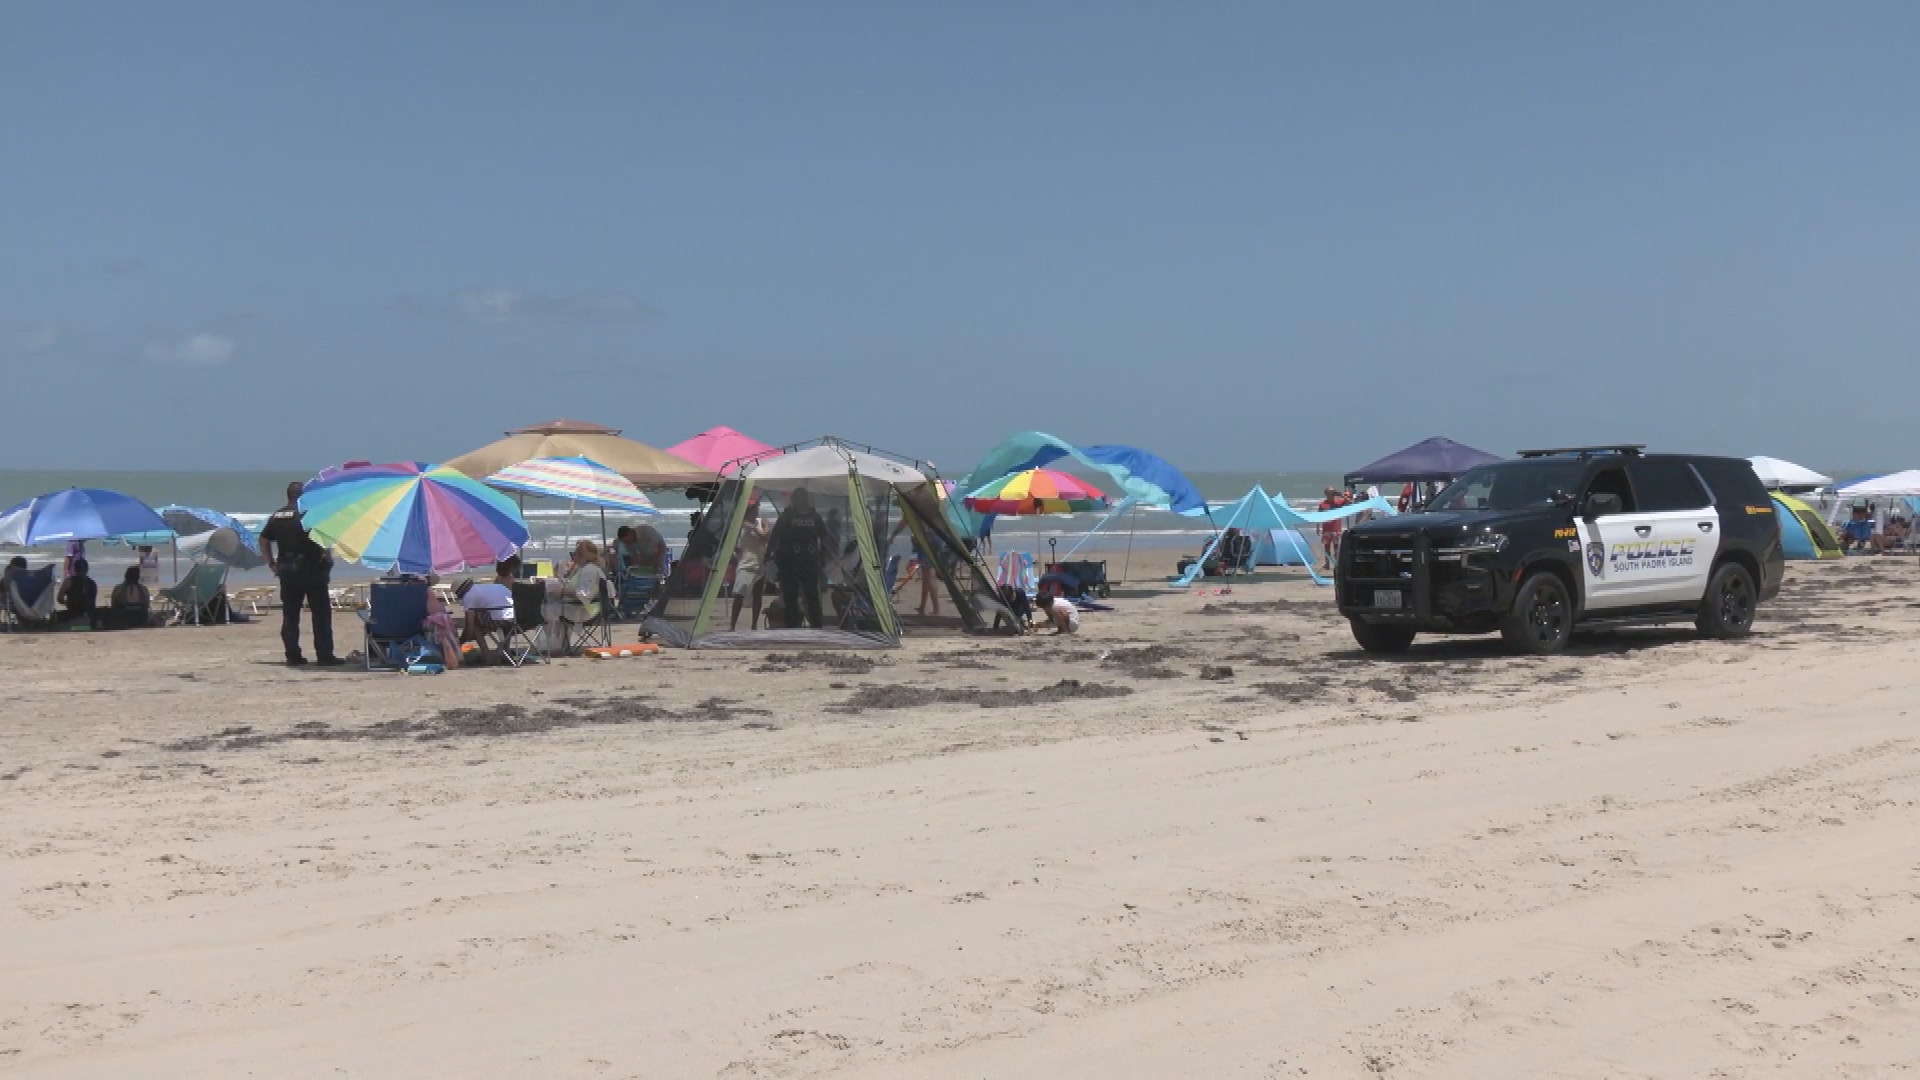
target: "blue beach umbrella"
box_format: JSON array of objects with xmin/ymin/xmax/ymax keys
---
[{"xmin": 0, "ymin": 488, "xmax": 169, "ymax": 547}]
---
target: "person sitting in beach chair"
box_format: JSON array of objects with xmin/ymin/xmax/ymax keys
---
[
  {"xmin": 1839, "ymin": 506, "xmax": 1876, "ymax": 554},
  {"xmin": 1873, "ymin": 514, "xmax": 1911, "ymax": 554},
  {"xmin": 5, "ymin": 558, "xmax": 56, "ymax": 628},
  {"xmin": 458, "ymin": 557, "xmax": 519, "ymax": 645},
  {"xmin": 55, "ymin": 558, "xmax": 99, "ymax": 629},
  {"xmin": 106, "ymin": 565, "xmax": 152, "ymax": 630},
  {"xmin": 558, "ymin": 541, "xmax": 613, "ymax": 652}
]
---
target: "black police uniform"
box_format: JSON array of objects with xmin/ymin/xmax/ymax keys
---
[
  {"xmin": 768, "ymin": 505, "xmax": 830, "ymax": 629},
  {"xmin": 260, "ymin": 507, "xmax": 336, "ymax": 662}
]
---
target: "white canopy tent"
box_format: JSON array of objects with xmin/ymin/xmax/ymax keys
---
[
  {"xmin": 739, "ymin": 443, "xmax": 927, "ymax": 492},
  {"xmin": 1836, "ymin": 470, "xmax": 1920, "ymax": 498},
  {"xmin": 1747, "ymin": 456, "xmax": 1831, "ymax": 491}
]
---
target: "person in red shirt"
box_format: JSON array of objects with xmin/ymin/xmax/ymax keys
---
[{"xmin": 1317, "ymin": 487, "xmax": 1351, "ymax": 570}]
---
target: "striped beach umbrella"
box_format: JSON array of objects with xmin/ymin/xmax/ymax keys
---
[
  {"xmin": 483, "ymin": 456, "xmax": 658, "ymax": 513},
  {"xmin": 298, "ymin": 462, "xmax": 530, "ymax": 574},
  {"xmin": 963, "ymin": 468, "xmax": 1110, "ymax": 516}
]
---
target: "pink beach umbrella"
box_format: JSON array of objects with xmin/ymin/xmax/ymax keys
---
[{"xmin": 664, "ymin": 426, "xmax": 781, "ymax": 474}]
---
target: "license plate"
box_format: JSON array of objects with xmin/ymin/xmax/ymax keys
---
[{"xmin": 1373, "ymin": 590, "xmax": 1403, "ymax": 610}]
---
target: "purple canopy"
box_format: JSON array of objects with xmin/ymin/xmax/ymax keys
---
[{"xmin": 1344, "ymin": 437, "xmax": 1501, "ymax": 485}]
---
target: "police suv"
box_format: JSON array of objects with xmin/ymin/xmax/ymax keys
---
[{"xmin": 1336, "ymin": 446, "xmax": 1784, "ymax": 655}]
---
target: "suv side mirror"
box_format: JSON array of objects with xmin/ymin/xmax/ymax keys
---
[{"xmin": 1584, "ymin": 492, "xmax": 1624, "ymax": 520}]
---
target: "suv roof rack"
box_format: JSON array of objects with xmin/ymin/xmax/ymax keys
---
[{"xmin": 1516, "ymin": 444, "xmax": 1645, "ymax": 459}]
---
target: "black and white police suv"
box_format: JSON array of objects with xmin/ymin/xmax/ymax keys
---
[{"xmin": 1336, "ymin": 446, "xmax": 1785, "ymax": 655}]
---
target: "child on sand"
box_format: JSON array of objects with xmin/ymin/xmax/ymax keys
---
[{"xmin": 1039, "ymin": 590, "xmax": 1079, "ymax": 635}]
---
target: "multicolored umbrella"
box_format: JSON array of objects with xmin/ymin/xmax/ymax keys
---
[
  {"xmin": 298, "ymin": 462, "xmax": 530, "ymax": 574},
  {"xmin": 484, "ymin": 456, "xmax": 658, "ymax": 513},
  {"xmin": 963, "ymin": 469, "xmax": 1110, "ymax": 516}
]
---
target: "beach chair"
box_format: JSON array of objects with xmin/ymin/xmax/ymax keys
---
[
  {"xmin": 474, "ymin": 581, "xmax": 549, "ymax": 667},
  {"xmin": 1220, "ymin": 532, "xmax": 1256, "ymax": 576},
  {"xmin": 5, "ymin": 566, "xmax": 57, "ymax": 631},
  {"xmin": 617, "ymin": 572, "xmax": 658, "ymax": 619},
  {"xmin": 359, "ymin": 580, "xmax": 431, "ymax": 671},
  {"xmin": 160, "ymin": 563, "xmax": 230, "ymax": 625},
  {"xmin": 560, "ymin": 577, "xmax": 615, "ymax": 654},
  {"xmin": 229, "ymin": 585, "xmax": 278, "ymax": 615}
]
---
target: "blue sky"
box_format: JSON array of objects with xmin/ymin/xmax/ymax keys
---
[{"xmin": 4, "ymin": 3, "xmax": 1915, "ymax": 474}]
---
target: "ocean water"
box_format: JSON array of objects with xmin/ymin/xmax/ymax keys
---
[{"xmin": 0, "ymin": 468, "xmax": 1351, "ymax": 586}]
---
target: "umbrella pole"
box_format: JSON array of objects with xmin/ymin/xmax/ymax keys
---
[
  {"xmin": 1121, "ymin": 504, "xmax": 1138, "ymax": 584},
  {"xmin": 599, "ymin": 505, "xmax": 608, "ymax": 557},
  {"xmin": 565, "ymin": 499, "xmax": 576, "ymax": 563},
  {"xmin": 171, "ymin": 537, "xmax": 179, "ymax": 585}
]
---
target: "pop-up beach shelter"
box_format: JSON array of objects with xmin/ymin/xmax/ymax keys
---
[
  {"xmin": 1171, "ymin": 486, "xmax": 1399, "ymax": 587},
  {"xmin": 444, "ymin": 419, "xmax": 712, "ymax": 488},
  {"xmin": 642, "ymin": 438, "xmax": 1017, "ymax": 648},
  {"xmin": 1772, "ymin": 493, "xmax": 1842, "ymax": 560},
  {"xmin": 1344, "ymin": 437, "xmax": 1501, "ymax": 486}
]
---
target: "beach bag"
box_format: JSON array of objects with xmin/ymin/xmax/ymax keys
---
[{"xmin": 402, "ymin": 641, "xmax": 443, "ymax": 668}]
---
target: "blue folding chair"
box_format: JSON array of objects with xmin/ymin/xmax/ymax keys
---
[
  {"xmin": 360, "ymin": 580, "xmax": 431, "ymax": 671},
  {"xmin": 617, "ymin": 572, "xmax": 658, "ymax": 619}
]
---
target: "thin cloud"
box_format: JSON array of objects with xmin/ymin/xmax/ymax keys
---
[
  {"xmin": 393, "ymin": 288, "xmax": 654, "ymax": 323},
  {"xmin": 147, "ymin": 332, "xmax": 237, "ymax": 365},
  {"xmin": 19, "ymin": 324, "xmax": 59, "ymax": 351}
]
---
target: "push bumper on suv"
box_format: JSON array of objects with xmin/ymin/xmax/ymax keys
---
[{"xmin": 1337, "ymin": 529, "xmax": 1513, "ymax": 630}]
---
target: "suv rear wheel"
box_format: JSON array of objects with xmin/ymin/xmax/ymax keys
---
[
  {"xmin": 1349, "ymin": 618, "xmax": 1416, "ymax": 654},
  {"xmin": 1500, "ymin": 572, "xmax": 1572, "ymax": 655},
  {"xmin": 1697, "ymin": 561, "xmax": 1756, "ymax": 639}
]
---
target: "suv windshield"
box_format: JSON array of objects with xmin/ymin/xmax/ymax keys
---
[{"xmin": 1428, "ymin": 462, "xmax": 1584, "ymax": 512}]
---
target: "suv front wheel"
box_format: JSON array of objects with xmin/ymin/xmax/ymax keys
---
[
  {"xmin": 1500, "ymin": 572, "xmax": 1572, "ymax": 655},
  {"xmin": 1349, "ymin": 618, "xmax": 1416, "ymax": 654},
  {"xmin": 1696, "ymin": 561, "xmax": 1756, "ymax": 639}
]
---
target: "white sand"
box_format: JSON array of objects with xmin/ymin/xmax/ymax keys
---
[{"xmin": 5, "ymin": 558, "xmax": 1919, "ymax": 1077}]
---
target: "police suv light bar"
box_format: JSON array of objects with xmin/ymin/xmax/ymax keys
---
[{"xmin": 1516, "ymin": 444, "xmax": 1646, "ymax": 459}]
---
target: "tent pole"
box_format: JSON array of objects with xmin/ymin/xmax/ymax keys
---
[{"xmin": 1063, "ymin": 494, "xmax": 1138, "ymax": 558}]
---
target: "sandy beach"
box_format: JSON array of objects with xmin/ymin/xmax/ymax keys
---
[{"xmin": 5, "ymin": 556, "xmax": 1918, "ymax": 1077}]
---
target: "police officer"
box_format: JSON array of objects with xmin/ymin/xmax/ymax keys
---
[
  {"xmin": 767, "ymin": 488, "xmax": 830, "ymax": 629},
  {"xmin": 258, "ymin": 481, "xmax": 341, "ymax": 666}
]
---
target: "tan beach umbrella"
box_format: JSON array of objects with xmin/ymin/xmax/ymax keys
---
[{"xmin": 443, "ymin": 419, "xmax": 714, "ymax": 488}]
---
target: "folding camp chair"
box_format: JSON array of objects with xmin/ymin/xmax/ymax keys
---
[
  {"xmin": 5, "ymin": 566, "xmax": 57, "ymax": 632},
  {"xmin": 359, "ymin": 580, "xmax": 431, "ymax": 671},
  {"xmin": 617, "ymin": 572, "xmax": 658, "ymax": 619},
  {"xmin": 560, "ymin": 577, "xmax": 615, "ymax": 654},
  {"xmin": 1220, "ymin": 533, "xmax": 1256, "ymax": 576},
  {"xmin": 160, "ymin": 563, "xmax": 230, "ymax": 625},
  {"xmin": 476, "ymin": 581, "xmax": 549, "ymax": 667}
]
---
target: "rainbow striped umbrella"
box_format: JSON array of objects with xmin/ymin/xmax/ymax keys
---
[
  {"xmin": 298, "ymin": 462, "xmax": 530, "ymax": 574},
  {"xmin": 484, "ymin": 456, "xmax": 658, "ymax": 513},
  {"xmin": 964, "ymin": 468, "xmax": 1110, "ymax": 516}
]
